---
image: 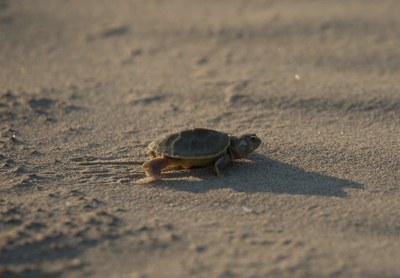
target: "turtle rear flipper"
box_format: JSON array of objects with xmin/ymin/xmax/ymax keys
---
[{"xmin": 142, "ymin": 157, "xmax": 174, "ymax": 180}]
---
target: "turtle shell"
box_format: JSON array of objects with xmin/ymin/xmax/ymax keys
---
[{"xmin": 148, "ymin": 128, "xmax": 230, "ymax": 159}]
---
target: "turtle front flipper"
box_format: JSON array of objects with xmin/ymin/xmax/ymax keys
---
[
  {"xmin": 142, "ymin": 156, "xmax": 174, "ymax": 180},
  {"xmin": 214, "ymin": 152, "xmax": 232, "ymax": 176}
]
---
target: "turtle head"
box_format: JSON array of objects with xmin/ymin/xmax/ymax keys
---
[{"xmin": 229, "ymin": 133, "xmax": 261, "ymax": 159}]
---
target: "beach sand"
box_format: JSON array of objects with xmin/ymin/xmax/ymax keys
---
[{"xmin": 1, "ymin": 0, "xmax": 400, "ymax": 277}]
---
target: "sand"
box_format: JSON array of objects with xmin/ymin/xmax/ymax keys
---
[{"xmin": 1, "ymin": 0, "xmax": 400, "ymax": 277}]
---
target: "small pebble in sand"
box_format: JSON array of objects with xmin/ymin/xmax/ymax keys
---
[{"xmin": 242, "ymin": 206, "xmax": 253, "ymax": 213}]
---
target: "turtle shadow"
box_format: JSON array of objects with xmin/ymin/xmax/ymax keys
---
[{"xmin": 150, "ymin": 154, "xmax": 363, "ymax": 197}]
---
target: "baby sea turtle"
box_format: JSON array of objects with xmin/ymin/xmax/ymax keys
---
[{"xmin": 142, "ymin": 128, "xmax": 261, "ymax": 181}]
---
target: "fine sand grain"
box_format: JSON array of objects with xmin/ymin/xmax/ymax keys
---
[{"xmin": 1, "ymin": 0, "xmax": 400, "ymax": 277}]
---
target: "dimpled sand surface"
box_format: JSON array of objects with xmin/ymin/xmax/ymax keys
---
[{"xmin": 1, "ymin": 0, "xmax": 400, "ymax": 277}]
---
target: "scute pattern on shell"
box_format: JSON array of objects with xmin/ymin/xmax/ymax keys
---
[{"xmin": 149, "ymin": 128, "xmax": 230, "ymax": 159}]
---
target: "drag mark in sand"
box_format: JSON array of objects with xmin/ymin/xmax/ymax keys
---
[{"xmin": 68, "ymin": 156, "xmax": 145, "ymax": 184}]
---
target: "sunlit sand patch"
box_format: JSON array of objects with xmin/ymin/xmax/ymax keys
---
[{"xmin": 134, "ymin": 175, "xmax": 203, "ymax": 185}]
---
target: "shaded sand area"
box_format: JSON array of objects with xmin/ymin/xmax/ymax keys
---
[{"xmin": 1, "ymin": 0, "xmax": 400, "ymax": 277}]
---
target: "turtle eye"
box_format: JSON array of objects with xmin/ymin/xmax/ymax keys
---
[{"xmin": 250, "ymin": 135, "xmax": 257, "ymax": 142}]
